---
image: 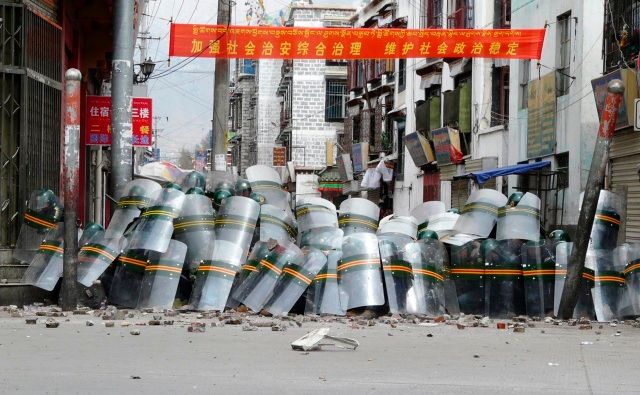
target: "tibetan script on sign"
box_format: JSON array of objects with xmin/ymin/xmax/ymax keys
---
[{"xmin": 169, "ymin": 24, "xmax": 546, "ymax": 60}]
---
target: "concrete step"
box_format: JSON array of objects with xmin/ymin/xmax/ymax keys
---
[
  {"xmin": 0, "ymin": 264, "xmax": 28, "ymax": 282},
  {"xmin": 0, "ymin": 283, "xmax": 56, "ymax": 307}
]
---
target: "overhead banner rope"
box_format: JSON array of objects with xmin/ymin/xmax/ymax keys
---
[{"xmin": 169, "ymin": 24, "xmax": 545, "ymax": 60}]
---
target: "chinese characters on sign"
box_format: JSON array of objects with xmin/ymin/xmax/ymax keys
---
[
  {"xmin": 86, "ymin": 96, "xmax": 153, "ymax": 147},
  {"xmin": 169, "ymin": 24, "xmax": 546, "ymax": 60},
  {"xmin": 527, "ymin": 73, "xmax": 556, "ymax": 158}
]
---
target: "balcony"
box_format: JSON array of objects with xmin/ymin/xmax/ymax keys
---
[{"xmin": 604, "ymin": 0, "xmax": 640, "ymax": 72}]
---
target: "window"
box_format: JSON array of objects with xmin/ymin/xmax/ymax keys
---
[
  {"xmin": 556, "ymin": 12, "xmax": 572, "ymax": 97},
  {"xmin": 353, "ymin": 114, "xmax": 361, "ymax": 143},
  {"xmin": 519, "ymin": 60, "xmax": 530, "ymax": 109},
  {"xmin": 494, "ymin": 0, "xmax": 510, "ymax": 28},
  {"xmin": 447, "ymin": 0, "xmax": 473, "ymax": 29},
  {"xmin": 232, "ymin": 97, "xmax": 242, "ymax": 129},
  {"xmin": 325, "ymin": 80, "xmax": 348, "ymax": 122},
  {"xmin": 556, "ymin": 151, "xmax": 569, "ymax": 189},
  {"xmin": 491, "ymin": 66, "xmax": 510, "ymax": 126},
  {"xmin": 369, "ymin": 111, "xmax": 376, "ymax": 148},
  {"xmin": 398, "ymin": 59, "xmax": 406, "ymax": 92},
  {"xmin": 421, "ymin": 0, "xmax": 443, "ymax": 28},
  {"xmin": 396, "ymin": 119, "xmax": 406, "ymax": 181}
]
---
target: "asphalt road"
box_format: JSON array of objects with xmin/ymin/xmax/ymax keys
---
[{"xmin": 0, "ymin": 310, "xmax": 638, "ymax": 394}]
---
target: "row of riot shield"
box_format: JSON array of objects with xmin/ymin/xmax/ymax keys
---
[{"xmin": 450, "ymin": 238, "xmax": 571, "ymax": 319}]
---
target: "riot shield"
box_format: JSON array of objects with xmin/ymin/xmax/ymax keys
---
[
  {"xmin": 299, "ymin": 227, "xmax": 343, "ymax": 251},
  {"xmin": 496, "ymin": 192, "xmax": 541, "ymax": 242},
  {"xmin": 553, "ymin": 242, "xmax": 595, "ymax": 319},
  {"xmin": 411, "ymin": 202, "xmax": 446, "ymax": 240},
  {"xmin": 225, "ymin": 241, "xmax": 273, "ymax": 309},
  {"xmin": 404, "ymin": 239, "xmax": 448, "ymax": 316},
  {"xmin": 246, "ymin": 165, "xmax": 291, "ymax": 212},
  {"xmin": 590, "ymin": 190, "xmax": 623, "ymax": 250},
  {"xmin": 449, "ymin": 240, "xmax": 485, "ymax": 315},
  {"xmin": 126, "ymin": 187, "xmax": 185, "ymax": 253},
  {"xmin": 378, "ymin": 215, "xmax": 418, "ymax": 239},
  {"xmin": 137, "ymin": 240, "xmax": 188, "ymax": 309},
  {"xmin": 14, "ymin": 189, "xmax": 64, "ymax": 263},
  {"xmin": 296, "ymin": 197, "xmax": 338, "ymax": 233},
  {"xmin": 108, "ymin": 250, "xmax": 149, "ymax": 308},
  {"xmin": 259, "ymin": 204, "xmax": 297, "ymax": 244},
  {"xmin": 264, "ymin": 248, "xmax": 326, "ymax": 315},
  {"xmin": 189, "ymin": 240, "xmax": 245, "ymax": 311},
  {"xmin": 379, "ymin": 233, "xmax": 415, "ymax": 314},
  {"xmin": 521, "ymin": 240, "xmax": 557, "ymax": 317},
  {"xmin": 232, "ymin": 241, "xmax": 304, "ymax": 313},
  {"xmin": 104, "ymin": 179, "xmax": 161, "ymax": 240},
  {"xmin": 453, "ymin": 189, "xmax": 508, "ymax": 238},
  {"xmin": 338, "ymin": 233, "xmax": 385, "ymax": 310},
  {"xmin": 305, "ymin": 249, "xmax": 345, "ymax": 316},
  {"xmin": 590, "ymin": 248, "xmax": 626, "ymax": 322},
  {"xmin": 426, "ymin": 212, "xmax": 460, "ymax": 239},
  {"xmin": 483, "ymin": 239, "xmax": 525, "ymax": 319},
  {"xmin": 338, "ymin": 198, "xmax": 380, "ymax": 236},
  {"xmin": 76, "ymin": 229, "xmax": 122, "ymax": 288},
  {"xmin": 214, "ymin": 196, "xmax": 260, "ymax": 258},
  {"xmin": 172, "ymin": 194, "xmax": 216, "ymax": 271},
  {"xmin": 21, "ymin": 224, "xmax": 65, "ymax": 291},
  {"xmin": 624, "ymin": 243, "xmax": 640, "ymax": 315}
]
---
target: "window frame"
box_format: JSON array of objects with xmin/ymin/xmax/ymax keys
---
[
  {"xmin": 325, "ymin": 79, "xmax": 348, "ymax": 122},
  {"xmin": 519, "ymin": 59, "xmax": 530, "ymax": 109},
  {"xmin": 556, "ymin": 12, "xmax": 572, "ymax": 97}
]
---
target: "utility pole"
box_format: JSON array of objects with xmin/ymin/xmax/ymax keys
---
[
  {"xmin": 61, "ymin": 69, "xmax": 82, "ymax": 311},
  {"xmin": 212, "ymin": 0, "xmax": 231, "ymax": 171},
  {"xmin": 558, "ymin": 79, "xmax": 624, "ymax": 319},
  {"xmin": 111, "ymin": 0, "xmax": 135, "ymax": 200}
]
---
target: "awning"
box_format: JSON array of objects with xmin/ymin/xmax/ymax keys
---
[
  {"xmin": 448, "ymin": 58, "xmax": 470, "ymax": 77},
  {"xmin": 420, "ymin": 73, "xmax": 442, "ymax": 89},
  {"xmin": 454, "ymin": 161, "xmax": 552, "ymax": 185},
  {"xmin": 386, "ymin": 104, "xmax": 406, "ymax": 118}
]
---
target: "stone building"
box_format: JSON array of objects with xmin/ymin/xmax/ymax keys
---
[
  {"xmin": 276, "ymin": 2, "xmax": 355, "ymax": 173},
  {"xmin": 254, "ymin": 59, "xmax": 283, "ymax": 167},
  {"xmin": 229, "ymin": 59, "xmax": 257, "ymax": 176}
]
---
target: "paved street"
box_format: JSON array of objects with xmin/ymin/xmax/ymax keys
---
[{"xmin": 0, "ymin": 310, "xmax": 639, "ymax": 394}]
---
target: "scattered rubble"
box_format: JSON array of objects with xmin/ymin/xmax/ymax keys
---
[
  {"xmin": 44, "ymin": 318, "xmax": 59, "ymax": 328},
  {"xmin": 25, "ymin": 318, "xmax": 37, "ymax": 325},
  {"xmin": 188, "ymin": 322, "xmax": 206, "ymax": 333},
  {"xmin": 130, "ymin": 329, "xmax": 141, "ymax": 336}
]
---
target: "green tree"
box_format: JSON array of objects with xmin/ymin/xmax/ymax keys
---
[{"xmin": 178, "ymin": 148, "xmax": 194, "ymax": 170}]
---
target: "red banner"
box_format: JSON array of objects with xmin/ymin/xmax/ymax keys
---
[
  {"xmin": 86, "ymin": 96, "xmax": 153, "ymax": 146},
  {"xmin": 170, "ymin": 24, "xmax": 545, "ymax": 60}
]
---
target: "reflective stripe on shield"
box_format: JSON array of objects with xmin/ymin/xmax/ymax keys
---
[
  {"xmin": 21, "ymin": 224, "xmax": 65, "ymax": 291},
  {"xmin": 137, "ymin": 240, "xmax": 188, "ymax": 309},
  {"xmin": 109, "ymin": 250, "xmax": 149, "ymax": 308},
  {"xmin": 265, "ymin": 248, "xmax": 326, "ymax": 316},
  {"xmin": 189, "ymin": 240, "xmax": 244, "ymax": 311},
  {"xmin": 338, "ymin": 233, "xmax": 385, "ymax": 310}
]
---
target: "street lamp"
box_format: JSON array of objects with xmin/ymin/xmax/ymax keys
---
[{"xmin": 133, "ymin": 57, "xmax": 156, "ymax": 84}]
